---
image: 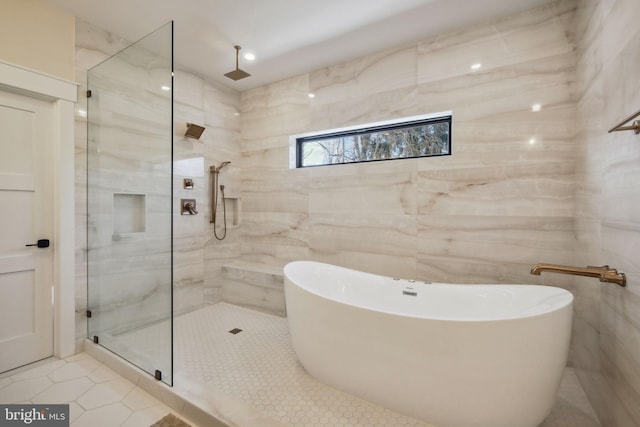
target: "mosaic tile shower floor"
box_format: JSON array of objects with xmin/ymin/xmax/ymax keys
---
[{"xmin": 117, "ymin": 302, "xmax": 601, "ymax": 427}]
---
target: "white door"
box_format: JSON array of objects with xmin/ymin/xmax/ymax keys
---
[{"xmin": 0, "ymin": 89, "xmax": 54, "ymax": 373}]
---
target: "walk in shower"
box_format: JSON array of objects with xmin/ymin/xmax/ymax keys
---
[{"xmin": 86, "ymin": 22, "xmax": 174, "ymax": 385}]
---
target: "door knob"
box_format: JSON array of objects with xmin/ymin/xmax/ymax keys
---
[{"xmin": 26, "ymin": 239, "xmax": 50, "ymax": 248}]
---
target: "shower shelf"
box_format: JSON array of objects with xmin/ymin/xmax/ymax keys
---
[
  {"xmin": 223, "ymin": 197, "xmax": 239, "ymax": 227},
  {"xmin": 113, "ymin": 193, "xmax": 146, "ymax": 234}
]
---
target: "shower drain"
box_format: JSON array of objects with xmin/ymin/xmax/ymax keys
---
[{"xmin": 228, "ymin": 328, "xmax": 243, "ymax": 334}]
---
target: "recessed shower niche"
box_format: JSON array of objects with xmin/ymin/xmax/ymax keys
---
[
  {"xmin": 113, "ymin": 193, "xmax": 146, "ymax": 235},
  {"xmin": 224, "ymin": 197, "xmax": 239, "ymax": 227}
]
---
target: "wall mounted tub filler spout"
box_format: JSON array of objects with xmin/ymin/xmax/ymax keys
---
[{"xmin": 530, "ymin": 263, "xmax": 626, "ymax": 287}]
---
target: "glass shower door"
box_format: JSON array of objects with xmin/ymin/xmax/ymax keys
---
[{"xmin": 87, "ymin": 22, "xmax": 173, "ymax": 385}]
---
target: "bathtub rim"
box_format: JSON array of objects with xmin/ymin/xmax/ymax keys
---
[{"xmin": 284, "ymin": 260, "xmax": 574, "ymax": 323}]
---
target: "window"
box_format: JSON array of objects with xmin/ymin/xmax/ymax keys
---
[{"xmin": 292, "ymin": 112, "xmax": 451, "ymax": 168}]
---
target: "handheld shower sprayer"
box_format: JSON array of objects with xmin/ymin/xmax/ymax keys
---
[
  {"xmin": 211, "ymin": 161, "xmax": 231, "ymax": 240},
  {"xmin": 211, "ymin": 161, "xmax": 231, "ymax": 174}
]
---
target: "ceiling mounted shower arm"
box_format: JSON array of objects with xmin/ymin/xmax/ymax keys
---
[
  {"xmin": 224, "ymin": 45, "xmax": 251, "ymax": 81},
  {"xmin": 234, "ymin": 45, "xmax": 240, "ymax": 69}
]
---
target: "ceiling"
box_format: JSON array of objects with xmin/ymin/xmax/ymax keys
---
[{"xmin": 40, "ymin": 0, "xmax": 554, "ymax": 91}]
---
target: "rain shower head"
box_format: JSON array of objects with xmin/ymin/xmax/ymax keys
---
[
  {"xmin": 185, "ymin": 123, "xmax": 205, "ymax": 140},
  {"xmin": 224, "ymin": 45, "xmax": 251, "ymax": 81},
  {"xmin": 225, "ymin": 68, "xmax": 251, "ymax": 81}
]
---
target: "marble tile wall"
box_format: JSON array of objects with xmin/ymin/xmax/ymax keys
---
[
  {"xmin": 573, "ymin": 0, "xmax": 640, "ymax": 425},
  {"xmin": 69, "ymin": 1, "xmax": 640, "ymax": 425},
  {"xmin": 239, "ymin": 0, "xmax": 579, "ymax": 287},
  {"xmin": 74, "ymin": 20, "xmax": 242, "ymax": 351}
]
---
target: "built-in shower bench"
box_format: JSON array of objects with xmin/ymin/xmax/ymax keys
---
[{"xmin": 221, "ymin": 261, "xmax": 286, "ymax": 317}]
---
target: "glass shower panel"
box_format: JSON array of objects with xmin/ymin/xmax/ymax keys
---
[{"xmin": 87, "ymin": 22, "xmax": 173, "ymax": 385}]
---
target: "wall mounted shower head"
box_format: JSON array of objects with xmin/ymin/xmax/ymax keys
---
[
  {"xmin": 211, "ymin": 161, "xmax": 231, "ymax": 174},
  {"xmin": 224, "ymin": 46, "xmax": 251, "ymax": 81},
  {"xmin": 185, "ymin": 123, "xmax": 205, "ymax": 139}
]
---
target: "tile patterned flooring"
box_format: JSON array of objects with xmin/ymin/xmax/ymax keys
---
[
  {"xmin": 0, "ymin": 353, "xmax": 189, "ymax": 427},
  {"xmin": 1, "ymin": 303, "xmax": 602, "ymax": 427}
]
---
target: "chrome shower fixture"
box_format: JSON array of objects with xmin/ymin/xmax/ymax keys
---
[
  {"xmin": 185, "ymin": 123, "xmax": 205, "ymax": 140},
  {"xmin": 224, "ymin": 45, "xmax": 251, "ymax": 81}
]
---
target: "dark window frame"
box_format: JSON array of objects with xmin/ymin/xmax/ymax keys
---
[{"xmin": 295, "ymin": 114, "xmax": 452, "ymax": 168}]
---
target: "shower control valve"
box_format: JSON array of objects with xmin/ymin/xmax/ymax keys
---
[{"xmin": 181, "ymin": 199, "xmax": 198, "ymax": 215}]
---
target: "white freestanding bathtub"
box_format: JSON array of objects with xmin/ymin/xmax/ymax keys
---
[{"xmin": 284, "ymin": 261, "xmax": 573, "ymax": 427}]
